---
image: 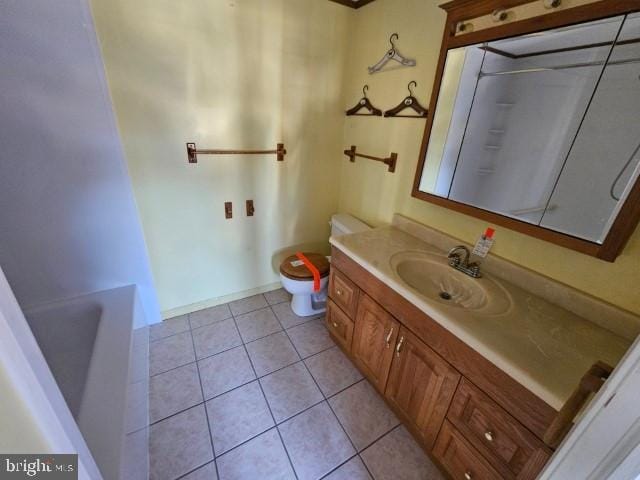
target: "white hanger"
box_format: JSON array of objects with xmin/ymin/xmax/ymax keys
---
[{"xmin": 368, "ymin": 33, "xmax": 417, "ymax": 74}]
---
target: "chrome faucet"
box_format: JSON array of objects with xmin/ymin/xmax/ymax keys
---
[{"xmin": 447, "ymin": 245, "xmax": 482, "ymax": 278}]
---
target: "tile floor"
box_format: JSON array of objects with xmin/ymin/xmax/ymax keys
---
[{"xmin": 148, "ymin": 289, "xmax": 445, "ymax": 480}]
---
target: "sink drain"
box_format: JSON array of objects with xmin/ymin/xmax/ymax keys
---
[{"xmin": 439, "ymin": 291, "xmax": 452, "ymax": 300}]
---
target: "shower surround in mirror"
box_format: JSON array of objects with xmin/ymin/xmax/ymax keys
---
[{"xmin": 417, "ymin": 13, "xmax": 640, "ymax": 246}]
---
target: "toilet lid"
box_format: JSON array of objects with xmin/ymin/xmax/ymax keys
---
[{"xmin": 280, "ymin": 253, "xmax": 330, "ymax": 280}]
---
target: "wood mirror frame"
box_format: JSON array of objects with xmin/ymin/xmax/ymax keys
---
[{"xmin": 412, "ymin": 0, "xmax": 640, "ymax": 262}]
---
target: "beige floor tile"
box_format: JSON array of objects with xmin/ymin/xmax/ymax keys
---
[
  {"xmin": 206, "ymin": 381, "xmax": 274, "ymax": 455},
  {"xmin": 361, "ymin": 426, "xmax": 444, "ymax": 480},
  {"xmin": 150, "ymin": 315, "xmax": 190, "ymax": 342},
  {"xmin": 305, "ymin": 346, "xmax": 362, "ymax": 397},
  {"xmin": 260, "ymin": 363, "xmax": 323, "ymax": 423},
  {"xmin": 192, "ymin": 319, "xmax": 242, "ymax": 360},
  {"xmin": 264, "ymin": 288, "xmax": 291, "ymax": 306},
  {"xmin": 150, "ymin": 331, "xmax": 195, "ymax": 376},
  {"xmin": 190, "ymin": 304, "xmax": 232, "ymax": 329},
  {"xmin": 287, "ymin": 318, "xmax": 334, "ymax": 358},
  {"xmin": 199, "ymin": 346, "xmax": 255, "ymax": 399},
  {"xmin": 181, "ymin": 462, "xmax": 218, "ymax": 480},
  {"xmin": 216, "ymin": 429, "xmax": 295, "ymax": 480},
  {"xmin": 245, "ymin": 332, "xmax": 300, "ymax": 377},
  {"xmin": 149, "ymin": 363, "xmax": 203, "ymax": 423},
  {"xmin": 279, "ymin": 402, "xmax": 355, "ymax": 480},
  {"xmin": 235, "ymin": 307, "xmax": 282, "ymax": 343},
  {"xmin": 149, "ymin": 405, "xmax": 213, "ymax": 480},
  {"xmin": 229, "ymin": 294, "xmax": 268, "ymax": 316},
  {"xmin": 272, "ymin": 301, "xmax": 318, "ymax": 329},
  {"xmin": 329, "ymin": 380, "xmax": 399, "ymax": 451},
  {"xmin": 324, "ymin": 456, "xmax": 371, "ymax": 480}
]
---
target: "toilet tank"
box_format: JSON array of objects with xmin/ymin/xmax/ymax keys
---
[{"xmin": 330, "ymin": 214, "xmax": 371, "ymax": 237}]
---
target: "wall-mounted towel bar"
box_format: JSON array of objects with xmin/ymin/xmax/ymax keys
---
[
  {"xmin": 186, "ymin": 142, "xmax": 286, "ymax": 163},
  {"xmin": 343, "ymin": 145, "xmax": 397, "ymax": 173}
]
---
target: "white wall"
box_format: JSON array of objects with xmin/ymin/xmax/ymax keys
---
[{"xmin": 0, "ymin": 0, "xmax": 160, "ymax": 323}]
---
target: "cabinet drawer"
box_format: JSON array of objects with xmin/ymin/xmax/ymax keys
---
[
  {"xmin": 434, "ymin": 420, "xmax": 504, "ymax": 480},
  {"xmin": 326, "ymin": 299, "xmax": 354, "ymax": 353},
  {"xmin": 329, "ymin": 268, "xmax": 359, "ymax": 318},
  {"xmin": 448, "ymin": 379, "xmax": 550, "ymax": 479}
]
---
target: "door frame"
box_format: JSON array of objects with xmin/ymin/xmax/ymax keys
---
[{"xmin": 540, "ymin": 333, "xmax": 640, "ymax": 479}]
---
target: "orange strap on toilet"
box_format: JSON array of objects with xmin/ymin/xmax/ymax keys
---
[{"xmin": 295, "ymin": 252, "xmax": 321, "ymax": 292}]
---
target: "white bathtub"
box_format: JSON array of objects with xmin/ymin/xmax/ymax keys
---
[{"xmin": 24, "ymin": 285, "xmax": 149, "ymax": 480}]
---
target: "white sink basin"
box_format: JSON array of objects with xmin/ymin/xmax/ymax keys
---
[{"xmin": 390, "ymin": 251, "xmax": 513, "ymax": 315}]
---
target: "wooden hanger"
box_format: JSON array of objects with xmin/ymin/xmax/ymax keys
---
[
  {"xmin": 346, "ymin": 85, "xmax": 382, "ymax": 116},
  {"xmin": 384, "ymin": 81, "xmax": 428, "ymax": 118}
]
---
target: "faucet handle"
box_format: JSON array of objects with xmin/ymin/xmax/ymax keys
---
[{"xmin": 447, "ymin": 245, "xmax": 467, "ymax": 257}]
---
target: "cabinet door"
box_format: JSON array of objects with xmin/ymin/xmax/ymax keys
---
[
  {"xmin": 386, "ymin": 326, "xmax": 461, "ymax": 450},
  {"xmin": 352, "ymin": 293, "xmax": 399, "ymax": 392}
]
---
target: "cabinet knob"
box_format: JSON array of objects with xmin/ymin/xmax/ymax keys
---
[
  {"xmin": 336, "ymin": 289, "xmax": 343, "ymax": 296},
  {"xmin": 332, "ymin": 321, "xmax": 339, "ymax": 328},
  {"xmin": 484, "ymin": 431, "xmax": 494, "ymax": 442},
  {"xmin": 464, "ymin": 472, "xmax": 472, "ymax": 480}
]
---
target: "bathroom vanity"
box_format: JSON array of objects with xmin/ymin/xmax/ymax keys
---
[{"xmin": 326, "ymin": 216, "xmax": 634, "ymax": 480}]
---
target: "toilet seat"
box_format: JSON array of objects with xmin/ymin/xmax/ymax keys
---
[{"xmin": 280, "ymin": 252, "xmax": 330, "ymax": 280}]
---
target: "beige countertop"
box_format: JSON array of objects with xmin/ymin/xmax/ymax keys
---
[{"xmin": 330, "ymin": 224, "xmax": 633, "ymax": 411}]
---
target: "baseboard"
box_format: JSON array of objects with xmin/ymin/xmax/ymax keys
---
[{"xmin": 161, "ymin": 281, "xmax": 283, "ymax": 320}]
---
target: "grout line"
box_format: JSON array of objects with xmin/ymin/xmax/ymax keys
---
[
  {"xmin": 148, "ymin": 401, "xmax": 205, "ymax": 428},
  {"xmin": 150, "ymin": 311, "xmax": 326, "ymax": 379},
  {"xmin": 230, "ymin": 312, "xmax": 300, "ymax": 480},
  {"xmin": 174, "ymin": 460, "xmax": 215, "ymax": 480},
  {"xmin": 153, "ymin": 290, "xmax": 288, "ymax": 342},
  {"xmin": 358, "ymin": 452, "xmax": 376, "ymax": 480},
  {"xmin": 187, "ymin": 313, "xmax": 221, "ymax": 480},
  {"xmin": 151, "ymin": 296, "xmax": 396, "ymax": 479},
  {"xmin": 150, "ymin": 324, "xmax": 353, "ymax": 412},
  {"xmin": 148, "ymin": 382, "xmax": 371, "ymax": 478},
  {"xmin": 356, "ymin": 424, "xmax": 405, "ymax": 480},
  {"xmin": 269, "ymin": 306, "xmax": 363, "ymax": 472},
  {"xmin": 147, "ymin": 371, "xmax": 365, "ymax": 431},
  {"xmin": 355, "ymin": 419, "xmax": 403, "ymax": 454},
  {"xmin": 317, "ymin": 453, "xmax": 360, "ymax": 479},
  {"xmin": 189, "ymin": 317, "xmax": 234, "ymax": 334},
  {"xmin": 228, "ymin": 293, "xmax": 270, "ymax": 318}
]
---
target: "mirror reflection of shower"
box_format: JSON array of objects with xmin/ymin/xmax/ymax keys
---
[{"xmin": 419, "ymin": 13, "xmax": 640, "ymax": 244}]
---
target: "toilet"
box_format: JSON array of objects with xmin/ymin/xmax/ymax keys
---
[{"xmin": 279, "ymin": 214, "xmax": 370, "ymax": 317}]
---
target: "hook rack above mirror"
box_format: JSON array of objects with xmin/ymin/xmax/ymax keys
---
[{"xmin": 346, "ymin": 85, "xmax": 383, "ymax": 116}]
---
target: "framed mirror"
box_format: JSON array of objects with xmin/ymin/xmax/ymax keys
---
[{"xmin": 413, "ymin": 1, "xmax": 640, "ymax": 261}]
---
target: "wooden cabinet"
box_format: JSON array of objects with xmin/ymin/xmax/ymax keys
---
[
  {"xmin": 447, "ymin": 379, "xmax": 550, "ymax": 479},
  {"xmin": 386, "ymin": 326, "xmax": 461, "ymax": 450},
  {"xmin": 326, "ymin": 299, "xmax": 354, "ymax": 353},
  {"xmin": 434, "ymin": 420, "xmax": 503, "ymax": 480},
  {"xmin": 352, "ymin": 293, "xmax": 399, "ymax": 392},
  {"xmin": 329, "ymin": 249, "xmax": 558, "ymax": 480},
  {"xmin": 328, "ymin": 269, "xmax": 359, "ymax": 318}
]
